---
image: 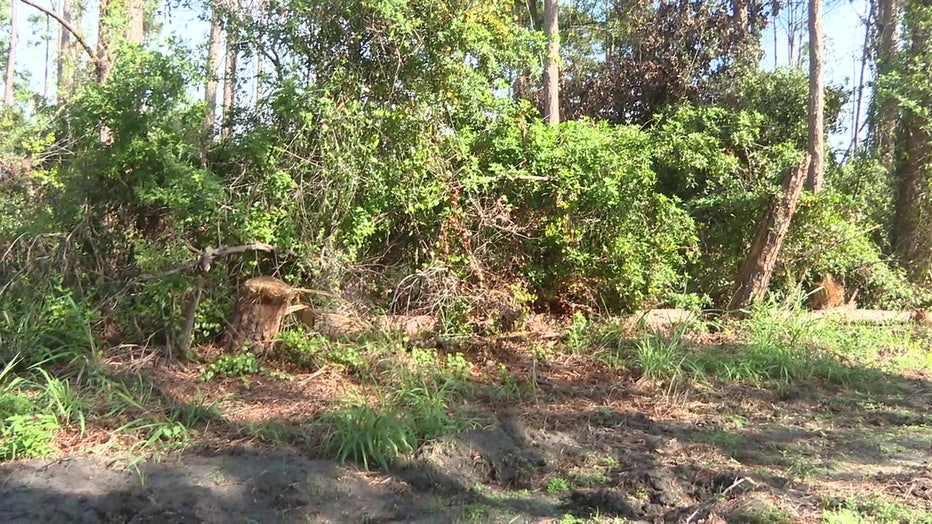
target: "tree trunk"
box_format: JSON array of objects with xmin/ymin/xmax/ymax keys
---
[
  {"xmin": 874, "ymin": 0, "xmax": 900, "ymax": 167},
  {"xmin": 4, "ymin": 0, "xmax": 18, "ymax": 106},
  {"xmin": 221, "ymin": 29, "xmax": 238, "ymax": 139},
  {"xmin": 96, "ymin": 0, "xmax": 113, "ymax": 83},
  {"xmin": 807, "ymin": 0, "xmax": 825, "ymax": 192},
  {"xmin": 730, "ymin": 154, "xmax": 812, "ymax": 310},
  {"xmin": 542, "ymin": 0, "xmax": 559, "ymax": 126},
  {"xmin": 126, "ymin": 0, "xmax": 144, "ymax": 44},
  {"xmin": 56, "ymin": 0, "xmax": 73, "ymax": 101},
  {"xmin": 224, "ymin": 277, "xmax": 298, "ymax": 354},
  {"xmin": 892, "ymin": 0, "xmax": 931, "ymax": 282},
  {"xmin": 203, "ymin": 5, "xmax": 223, "ymax": 135}
]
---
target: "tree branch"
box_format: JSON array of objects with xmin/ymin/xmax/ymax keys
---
[
  {"xmin": 138, "ymin": 242, "xmax": 283, "ymax": 281},
  {"xmin": 18, "ymin": 0, "xmax": 97, "ymax": 65}
]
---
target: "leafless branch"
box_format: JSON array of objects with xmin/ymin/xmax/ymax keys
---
[
  {"xmin": 685, "ymin": 476, "xmax": 755, "ymax": 523},
  {"xmin": 138, "ymin": 242, "xmax": 280, "ymax": 281},
  {"xmin": 18, "ymin": 0, "xmax": 97, "ymax": 65}
]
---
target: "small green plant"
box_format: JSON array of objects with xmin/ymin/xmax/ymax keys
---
[
  {"xmin": 566, "ymin": 311, "xmax": 590, "ymax": 352},
  {"xmin": 201, "ymin": 351, "xmax": 261, "ymax": 381},
  {"xmin": 634, "ymin": 335, "xmax": 687, "ymax": 380},
  {"xmin": 278, "ymin": 330, "xmax": 328, "ymax": 370},
  {"xmin": 547, "ymin": 476, "xmax": 570, "ymax": 493},
  {"xmin": 0, "ymin": 413, "xmax": 60, "ymax": 460},
  {"xmin": 489, "ymin": 364, "xmax": 523, "ymax": 401},
  {"xmin": 321, "ymin": 400, "xmax": 413, "ymax": 470},
  {"xmin": 823, "ymin": 495, "xmax": 927, "ymax": 523}
]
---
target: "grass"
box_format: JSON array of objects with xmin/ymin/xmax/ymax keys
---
[
  {"xmin": 823, "ymin": 495, "xmax": 930, "ymax": 523},
  {"xmin": 591, "ymin": 303, "xmax": 931, "ymax": 392},
  {"xmin": 1, "ymin": 301, "xmax": 930, "ymax": 521}
]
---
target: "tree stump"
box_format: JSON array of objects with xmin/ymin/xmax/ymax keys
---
[{"xmin": 224, "ymin": 276, "xmax": 298, "ymax": 354}]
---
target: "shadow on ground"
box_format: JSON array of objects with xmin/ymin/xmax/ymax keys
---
[{"xmin": 2, "ymin": 335, "xmax": 930, "ymax": 523}]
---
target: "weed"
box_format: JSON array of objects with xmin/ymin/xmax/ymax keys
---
[
  {"xmin": 634, "ymin": 335, "xmax": 687, "ymax": 380},
  {"xmin": 566, "ymin": 311, "xmax": 590, "ymax": 352},
  {"xmin": 823, "ymin": 495, "xmax": 927, "ymax": 523},
  {"xmin": 547, "ymin": 476, "xmax": 570, "ymax": 493},
  {"xmin": 34, "ymin": 368, "xmax": 86, "ymax": 433},
  {"xmin": 489, "ymin": 364, "xmax": 524, "ymax": 401},
  {"xmin": 278, "ymin": 330, "xmax": 328, "ymax": 369},
  {"xmin": 0, "ymin": 412, "xmax": 59, "ymax": 460},
  {"xmin": 321, "ymin": 399, "xmax": 413, "ymax": 470},
  {"xmin": 201, "ymin": 351, "xmax": 261, "ymax": 381}
]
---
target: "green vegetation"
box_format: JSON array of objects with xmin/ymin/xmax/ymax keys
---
[{"xmin": 1, "ymin": 0, "xmax": 931, "ymax": 521}]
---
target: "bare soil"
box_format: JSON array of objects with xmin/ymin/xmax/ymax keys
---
[{"xmin": 1, "ymin": 326, "xmax": 931, "ymax": 523}]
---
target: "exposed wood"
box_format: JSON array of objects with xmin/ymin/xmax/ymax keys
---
[
  {"xmin": 730, "ymin": 154, "xmax": 811, "ymax": 310},
  {"xmin": 289, "ymin": 307, "xmax": 436, "ymax": 343},
  {"xmin": 806, "ymin": 0, "xmax": 825, "ymax": 191},
  {"xmin": 542, "ymin": 0, "xmax": 560, "ymax": 126},
  {"xmin": 126, "ymin": 0, "xmax": 144, "ymax": 44},
  {"xmin": 224, "ymin": 276, "xmax": 298, "ymax": 354},
  {"xmin": 96, "ymin": 0, "xmax": 113, "ymax": 83}
]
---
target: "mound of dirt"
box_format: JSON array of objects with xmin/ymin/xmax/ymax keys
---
[{"xmin": 401, "ymin": 419, "xmax": 551, "ymax": 491}]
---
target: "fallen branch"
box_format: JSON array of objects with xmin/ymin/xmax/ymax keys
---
[
  {"xmin": 138, "ymin": 242, "xmax": 280, "ymax": 281},
  {"xmin": 685, "ymin": 476, "xmax": 755, "ymax": 523}
]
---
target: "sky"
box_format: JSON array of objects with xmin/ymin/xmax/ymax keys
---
[{"xmin": 10, "ymin": 0, "xmax": 871, "ymax": 150}]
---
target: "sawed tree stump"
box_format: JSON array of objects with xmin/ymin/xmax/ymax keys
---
[{"xmin": 224, "ymin": 276, "xmax": 298, "ymax": 354}]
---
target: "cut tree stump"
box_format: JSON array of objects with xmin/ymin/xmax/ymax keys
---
[{"xmin": 224, "ymin": 276, "xmax": 298, "ymax": 354}]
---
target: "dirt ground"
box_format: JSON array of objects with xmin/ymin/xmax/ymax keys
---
[{"xmin": 1, "ymin": 327, "xmax": 931, "ymax": 523}]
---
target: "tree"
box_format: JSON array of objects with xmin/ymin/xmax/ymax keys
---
[
  {"xmin": 873, "ymin": 0, "xmax": 901, "ymax": 167},
  {"xmin": 203, "ymin": 3, "xmax": 223, "ymax": 134},
  {"xmin": 4, "ymin": 0, "xmax": 18, "ymax": 105},
  {"xmin": 221, "ymin": 28, "xmax": 237, "ymax": 139},
  {"xmin": 56, "ymin": 0, "xmax": 74, "ymax": 100},
  {"xmin": 221, "ymin": 0, "xmax": 239, "ymax": 139},
  {"xmin": 806, "ymin": 0, "xmax": 825, "ymax": 191},
  {"xmin": 559, "ymin": 0, "xmax": 769, "ymax": 124},
  {"xmin": 730, "ymin": 154, "xmax": 811, "ymax": 309},
  {"xmin": 892, "ymin": 0, "xmax": 932, "ymax": 282},
  {"xmin": 542, "ymin": 0, "xmax": 559, "ymax": 125}
]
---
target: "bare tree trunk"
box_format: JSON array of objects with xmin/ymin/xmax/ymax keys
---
[
  {"xmin": 874, "ymin": 0, "xmax": 900, "ymax": 168},
  {"xmin": 542, "ymin": 0, "xmax": 559, "ymax": 126},
  {"xmin": 729, "ymin": 154, "xmax": 812, "ymax": 310},
  {"xmin": 203, "ymin": 5, "xmax": 223, "ymax": 134},
  {"xmin": 221, "ymin": 30, "xmax": 238, "ymax": 139},
  {"xmin": 42, "ymin": 15, "xmax": 50, "ymax": 99},
  {"xmin": 807, "ymin": 0, "xmax": 825, "ymax": 192},
  {"xmin": 4, "ymin": 0, "xmax": 18, "ymax": 105},
  {"xmin": 126, "ymin": 0, "xmax": 144, "ymax": 44},
  {"xmin": 57, "ymin": 0, "xmax": 73, "ymax": 100}
]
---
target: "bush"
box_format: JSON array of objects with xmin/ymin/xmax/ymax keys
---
[{"xmin": 482, "ymin": 119, "xmax": 698, "ymax": 311}]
